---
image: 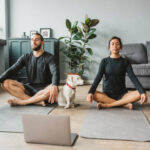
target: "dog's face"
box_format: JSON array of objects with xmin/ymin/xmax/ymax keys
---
[{"xmin": 67, "ymin": 74, "xmax": 84, "ymax": 86}]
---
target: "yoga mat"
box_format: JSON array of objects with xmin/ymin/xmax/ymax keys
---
[
  {"xmin": 0, "ymin": 103, "xmax": 56, "ymax": 133},
  {"xmin": 80, "ymin": 102, "xmax": 150, "ymax": 141}
]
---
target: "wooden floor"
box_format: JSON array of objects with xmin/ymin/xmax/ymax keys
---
[{"xmin": 0, "ymin": 85, "xmax": 150, "ymax": 150}]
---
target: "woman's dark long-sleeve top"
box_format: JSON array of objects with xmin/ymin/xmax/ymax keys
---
[
  {"xmin": 88, "ymin": 56, "xmax": 145, "ymax": 95},
  {"xmin": 0, "ymin": 51, "xmax": 60, "ymax": 85}
]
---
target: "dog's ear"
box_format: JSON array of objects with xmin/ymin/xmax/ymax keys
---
[
  {"xmin": 70, "ymin": 76, "xmax": 74, "ymax": 82},
  {"xmin": 71, "ymin": 76, "xmax": 73, "ymax": 82},
  {"xmin": 67, "ymin": 75, "xmax": 73, "ymax": 82}
]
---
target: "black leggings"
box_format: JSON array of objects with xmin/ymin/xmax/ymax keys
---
[{"xmin": 104, "ymin": 91, "xmax": 128, "ymax": 100}]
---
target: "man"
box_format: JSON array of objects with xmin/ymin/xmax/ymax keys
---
[{"xmin": 0, "ymin": 33, "xmax": 59, "ymax": 106}]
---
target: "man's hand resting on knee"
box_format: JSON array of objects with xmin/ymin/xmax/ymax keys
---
[{"xmin": 48, "ymin": 85, "xmax": 58, "ymax": 104}]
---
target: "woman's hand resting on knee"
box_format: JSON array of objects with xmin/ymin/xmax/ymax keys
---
[
  {"xmin": 140, "ymin": 93, "xmax": 148, "ymax": 105},
  {"xmin": 87, "ymin": 93, "xmax": 93, "ymax": 104}
]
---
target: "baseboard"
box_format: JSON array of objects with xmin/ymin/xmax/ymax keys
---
[
  {"xmin": 60, "ymin": 80, "xmax": 103, "ymax": 85},
  {"xmin": 60, "ymin": 80, "xmax": 66, "ymax": 84}
]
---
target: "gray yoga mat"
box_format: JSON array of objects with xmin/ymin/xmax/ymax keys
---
[
  {"xmin": 0, "ymin": 103, "xmax": 56, "ymax": 133},
  {"xmin": 80, "ymin": 102, "xmax": 150, "ymax": 141}
]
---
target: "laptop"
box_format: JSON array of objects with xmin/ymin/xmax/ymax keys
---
[{"xmin": 22, "ymin": 114, "xmax": 78, "ymax": 146}]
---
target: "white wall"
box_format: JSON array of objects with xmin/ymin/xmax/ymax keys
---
[
  {"xmin": 0, "ymin": 0, "xmax": 6, "ymax": 74},
  {"xmin": 9, "ymin": 0, "xmax": 150, "ymax": 81},
  {"xmin": 0, "ymin": 0, "xmax": 6, "ymax": 39}
]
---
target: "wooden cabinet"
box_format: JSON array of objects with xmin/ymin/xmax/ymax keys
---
[{"xmin": 8, "ymin": 38, "xmax": 59, "ymax": 81}]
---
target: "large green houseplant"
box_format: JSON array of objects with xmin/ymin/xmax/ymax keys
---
[{"xmin": 59, "ymin": 15, "xmax": 99, "ymax": 76}]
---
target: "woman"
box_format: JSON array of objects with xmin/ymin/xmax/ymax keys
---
[{"xmin": 87, "ymin": 36, "xmax": 147, "ymax": 109}]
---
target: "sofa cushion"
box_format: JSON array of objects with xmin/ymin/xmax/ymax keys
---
[
  {"xmin": 146, "ymin": 41, "xmax": 150, "ymax": 63},
  {"xmin": 125, "ymin": 76, "xmax": 150, "ymax": 89},
  {"xmin": 127, "ymin": 64, "xmax": 150, "ymax": 76},
  {"xmin": 120, "ymin": 43, "xmax": 148, "ymax": 64}
]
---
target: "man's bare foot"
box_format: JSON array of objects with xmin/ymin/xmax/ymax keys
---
[
  {"xmin": 8, "ymin": 99, "xmax": 25, "ymax": 106},
  {"xmin": 35, "ymin": 101, "xmax": 46, "ymax": 107},
  {"xmin": 123, "ymin": 103, "xmax": 133, "ymax": 110}
]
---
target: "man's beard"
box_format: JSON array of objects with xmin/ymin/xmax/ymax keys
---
[{"xmin": 32, "ymin": 43, "xmax": 41, "ymax": 51}]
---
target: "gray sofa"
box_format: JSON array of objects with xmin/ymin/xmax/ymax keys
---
[{"xmin": 120, "ymin": 42, "xmax": 150, "ymax": 89}]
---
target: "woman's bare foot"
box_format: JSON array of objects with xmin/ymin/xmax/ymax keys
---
[
  {"xmin": 35, "ymin": 101, "xmax": 46, "ymax": 107},
  {"xmin": 123, "ymin": 103, "xmax": 133, "ymax": 110},
  {"xmin": 97, "ymin": 103, "xmax": 103, "ymax": 110},
  {"xmin": 98, "ymin": 102, "xmax": 133, "ymax": 110},
  {"xmin": 8, "ymin": 99, "xmax": 25, "ymax": 106},
  {"xmin": 98, "ymin": 103, "xmax": 109, "ymax": 108}
]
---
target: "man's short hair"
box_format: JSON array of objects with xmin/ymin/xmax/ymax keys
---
[{"xmin": 34, "ymin": 33, "xmax": 44, "ymax": 41}]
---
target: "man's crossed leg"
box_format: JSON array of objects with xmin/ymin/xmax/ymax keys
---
[{"xmin": 1, "ymin": 79, "xmax": 58, "ymax": 106}]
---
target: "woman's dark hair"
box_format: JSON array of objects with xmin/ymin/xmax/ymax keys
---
[
  {"xmin": 108, "ymin": 36, "xmax": 122, "ymax": 49},
  {"xmin": 34, "ymin": 33, "xmax": 44, "ymax": 41}
]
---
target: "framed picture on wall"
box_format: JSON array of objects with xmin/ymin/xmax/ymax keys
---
[
  {"xmin": 30, "ymin": 30, "xmax": 38, "ymax": 38},
  {"xmin": 40, "ymin": 28, "xmax": 52, "ymax": 38}
]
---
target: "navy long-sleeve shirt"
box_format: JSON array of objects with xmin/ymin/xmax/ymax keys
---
[
  {"xmin": 0, "ymin": 51, "xmax": 60, "ymax": 85},
  {"xmin": 88, "ymin": 56, "xmax": 145, "ymax": 95}
]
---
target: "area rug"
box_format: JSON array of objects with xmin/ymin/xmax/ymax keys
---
[
  {"xmin": 80, "ymin": 102, "xmax": 150, "ymax": 141},
  {"xmin": 0, "ymin": 103, "xmax": 56, "ymax": 133}
]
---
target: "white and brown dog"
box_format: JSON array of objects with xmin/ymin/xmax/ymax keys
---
[{"xmin": 58, "ymin": 73, "xmax": 84, "ymax": 109}]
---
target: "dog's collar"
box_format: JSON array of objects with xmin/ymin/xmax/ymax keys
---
[{"xmin": 66, "ymin": 83, "xmax": 76, "ymax": 90}]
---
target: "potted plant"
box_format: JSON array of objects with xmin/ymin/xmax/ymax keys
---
[{"xmin": 59, "ymin": 15, "xmax": 99, "ymax": 76}]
